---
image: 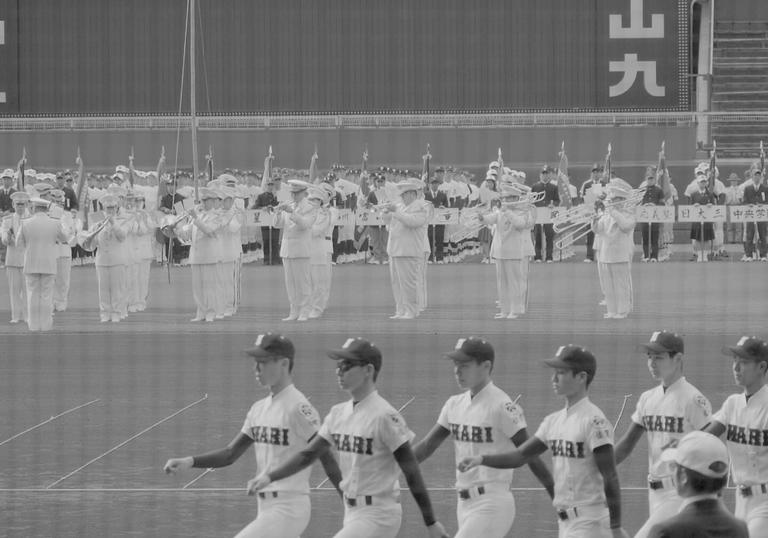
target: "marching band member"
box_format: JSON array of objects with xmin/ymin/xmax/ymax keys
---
[
  {"xmin": 365, "ymin": 173, "xmax": 390, "ymax": 264},
  {"xmin": 127, "ymin": 191, "xmax": 155, "ymax": 312},
  {"xmin": 689, "ymin": 175, "xmax": 717, "ymax": 263},
  {"xmin": 1, "ymin": 191, "xmax": 29, "ymax": 323},
  {"xmin": 478, "ymin": 182, "xmax": 535, "ymax": 319},
  {"xmin": 382, "ymin": 178, "xmax": 429, "ymax": 320},
  {"xmin": 580, "ymin": 164, "xmax": 607, "ymax": 263},
  {"xmin": 81, "ymin": 195, "xmax": 129, "ymax": 323},
  {"xmin": 49, "ymin": 189, "xmax": 78, "ymax": 312},
  {"xmin": 16, "ymin": 197, "xmax": 70, "ymax": 331},
  {"xmin": 591, "ymin": 183, "xmax": 636, "ymax": 319},
  {"xmin": 176, "ymin": 187, "xmax": 224, "ymax": 323},
  {"xmin": 216, "ymin": 183, "xmax": 243, "ymax": 318},
  {"xmin": 531, "ymin": 166, "xmax": 560, "ymax": 263},
  {"xmin": 273, "ymin": 179, "xmax": 317, "ymax": 321},
  {"xmin": 307, "ymin": 185, "xmax": 335, "ymax": 319}
]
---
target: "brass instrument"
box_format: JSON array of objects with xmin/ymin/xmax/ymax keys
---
[
  {"xmin": 159, "ymin": 209, "xmax": 195, "ymax": 239},
  {"xmin": 79, "ymin": 216, "xmax": 112, "ymax": 252}
]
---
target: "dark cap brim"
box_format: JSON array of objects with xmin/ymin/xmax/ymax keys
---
[
  {"xmin": 243, "ymin": 347, "xmax": 285, "ymax": 361},
  {"xmin": 639, "ymin": 343, "xmax": 673, "ymax": 354},
  {"xmin": 722, "ymin": 346, "xmax": 765, "ymax": 361},
  {"xmin": 327, "ymin": 348, "xmax": 364, "ymax": 362},
  {"xmin": 443, "ymin": 350, "xmax": 477, "ymax": 362},
  {"xmin": 542, "ymin": 358, "xmax": 570, "ymax": 369}
]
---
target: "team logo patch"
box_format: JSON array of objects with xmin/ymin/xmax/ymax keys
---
[
  {"xmin": 455, "ymin": 338, "xmax": 466, "ymax": 350},
  {"xmin": 591, "ymin": 416, "xmax": 610, "ymax": 430},
  {"xmin": 299, "ymin": 403, "xmax": 320, "ymax": 426},
  {"xmin": 737, "ymin": 336, "xmax": 750, "ymax": 347},
  {"xmin": 694, "ymin": 395, "xmax": 711, "ymax": 416},
  {"xmin": 504, "ymin": 402, "xmax": 523, "ymax": 422},
  {"xmin": 650, "ymin": 331, "xmax": 661, "ymax": 343}
]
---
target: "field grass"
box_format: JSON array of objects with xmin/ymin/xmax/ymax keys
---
[{"xmin": 1, "ymin": 257, "xmax": 766, "ymax": 537}]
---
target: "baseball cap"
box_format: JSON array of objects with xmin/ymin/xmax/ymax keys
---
[
  {"xmin": 543, "ymin": 345, "xmax": 596, "ymax": 378},
  {"xmin": 540, "ymin": 165, "xmax": 554, "ymax": 174},
  {"xmin": 660, "ymin": 430, "xmax": 729, "ymax": 478},
  {"xmin": 327, "ymin": 337, "xmax": 382, "ymax": 372},
  {"xmin": 243, "ymin": 333, "xmax": 295, "ymax": 361},
  {"xmin": 722, "ymin": 336, "xmax": 768, "ymax": 362},
  {"xmin": 640, "ymin": 331, "xmax": 684, "ymax": 355},
  {"xmin": 444, "ymin": 337, "xmax": 494, "ymax": 363},
  {"xmin": 1, "ymin": 168, "xmax": 15, "ymax": 179},
  {"xmin": 591, "ymin": 163, "xmax": 604, "ymax": 172}
]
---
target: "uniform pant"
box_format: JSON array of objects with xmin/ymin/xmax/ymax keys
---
[
  {"xmin": 556, "ymin": 504, "xmax": 611, "ymax": 538},
  {"xmin": 333, "ymin": 500, "xmax": 402, "ymax": 538},
  {"xmin": 417, "ymin": 254, "xmax": 427, "ymax": 311},
  {"xmin": 309, "ymin": 261, "xmax": 332, "ymax": 316},
  {"xmin": 136, "ymin": 259, "xmax": 151, "ymax": 310},
  {"xmin": 234, "ymin": 493, "xmax": 310, "ymax": 538},
  {"xmin": 282, "ymin": 257, "xmax": 311, "ymax": 318},
  {"xmin": 367, "ymin": 226, "xmax": 388, "ymax": 261},
  {"xmin": 745, "ymin": 222, "xmax": 768, "ymax": 258},
  {"xmin": 495, "ymin": 258, "xmax": 528, "ymax": 316},
  {"xmin": 96, "ymin": 265, "xmax": 127, "ymax": 321},
  {"xmin": 216, "ymin": 260, "xmax": 236, "ymax": 316},
  {"xmin": 389, "ymin": 256, "xmax": 420, "ymax": 318},
  {"xmin": 599, "ymin": 262, "xmax": 632, "ymax": 316},
  {"xmin": 735, "ymin": 491, "xmax": 768, "ymax": 538},
  {"xmin": 640, "ymin": 223, "xmax": 660, "ymax": 260},
  {"xmin": 455, "ymin": 488, "xmax": 515, "ymax": 538},
  {"xmin": 126, "ymin": 262, "xmax": 140, "ymax": 311},
  {"xmin": 260, "ymin": 226, "xmax": 281, "ymax": 265},
  {"xmin": 534, "ymin": 223, "xmax": 555, "ymax": 261},
  {"xmin": 53, "ymin": 256, "xmax": 72, "ymax": 311},
  {"xmin": 634, "ymin": 486, "xmax": 682, "ymax": 538},
  {"xmin": 427, "ymin": 224, "xmax": 445, "ymax": 261},
  {"xmin": 25, "ymin": 274, "xmax": 55, "ymax": 331},
  {"xmin": 585, "ymin": 231, "xmax": 595, "ymax": 260},
  {"xmin": 6, "ymin": 266, "xmax": 27, "ymax": 322},
  {"xmin": 191, "ymin": 263, "xmax": 218, "ymax": 321}
]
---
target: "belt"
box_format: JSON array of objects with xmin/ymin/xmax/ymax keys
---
[
  {"xmin": 458, "ymin": 485, "xmax": 486, "ymax": 500},
  {"xmin": 739, "ymin": 484, "xmax": 768, "ymax": 498},
  {"xmin": 325, "ymin": 236, "xmax": 332, "ymax": 240},
  {"xmin": 648, "ymin": 476, "xmax": 675, "ymax": 491},
  {"xmin": 557, "ymin": 507, "xmax": 579, "ymax": 521},
  {"xmin": 345, "ymin": 495, "xmax": 373, "ymax": 507},
  {"xmin": 257, "ymin": 491, "xmax": 279, "ymax": 499}
]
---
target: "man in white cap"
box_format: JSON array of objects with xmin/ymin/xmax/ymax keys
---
[
  {"xmin": 15, "ymin": 197, "xmax": 69, "ymax": 331},
  {"xmin": 307, "ymin": 184, "xmax": 336, "ymax": 318},
  {"xmin": 1, "ymin": 191, "xmax": 29, "ymax": 323},
  {"xmin": 614, "ymin": 331, "xmax": 712, "ymax": 538},
  {"xmin": 83, "ymin": 194, "xmax": 130, "ymax": 323},
  {"xmin": 273, "ymin": 179, "xmax": 317, "ymax": 321},
  {"xmin": 216, "ymin": 185, "xmax": 244, "ymax": 318},
  {"xmin": 382, "ymin": 178, "xmax": 429, "ymax": 319},
  {"xmin": 647, "ymin": 431, "xmax": 747, "ymax": 538},
  {"xmin": 125, "ymin": 191, "xmax": 155, "ymax": 312},
  {"xmin": 0, "ymin": 169, "xmax": 17, "ymax": 217},
  {"xmin": 176, "ymin": 187, "xmax": 224, "ymax": 322},
  {"xmin": 591, "ymin": 184, "xmax": 636, "ymax": 319},
  {"xmin": 477, "ymin": 182, "xmax": 535, "ymax": 319},
  {"xmin": 49, "ymin": 189, "xmax": 79, "ymax": 312},
  {"xmin": 705, "ymin": 335, "xmax": 768, "ymax": 537}
]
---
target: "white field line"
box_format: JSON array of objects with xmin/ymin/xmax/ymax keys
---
[{"xmin": 0, "ymin": 399, "xmax": 101, "ymax": 448}]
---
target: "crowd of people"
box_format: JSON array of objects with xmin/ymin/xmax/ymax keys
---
[
  {"xmin": 0, "ymin": 155, "xmax": 766, "ymax": 330},
  {"xmin": 163, "ymin": 330, "xmax": 768, "ymax": 538}
]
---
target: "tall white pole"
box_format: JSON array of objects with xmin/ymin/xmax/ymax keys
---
[{"xmin": 190, "ymin": 0, "xmax": 200, "ymax": 201}]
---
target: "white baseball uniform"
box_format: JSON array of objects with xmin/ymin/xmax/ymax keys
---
[
  {"xmin": 630, "ymin": 377, "xmax": 712, "ymax": 538},
  {"xmin": 238, "ymin": 384, "xmax": 321, "ymax": 538},
  {"xmin": 712, "ymin": 384, "xmax": 768, "ymax": 538},
  {"xmin": 438, "ymin": 381, "xmax": 526, "ymax": 538},
  {"xmin": 534, "ymin": 397, "xmax": 614, "ymax": 538},
  {"xmin": 317, "ymin": 390, "xmax": 414, "ymax": 538}
]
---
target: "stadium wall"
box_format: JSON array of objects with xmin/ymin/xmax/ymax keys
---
[
  {"xmin": 714, "ymin": 1, "xmax": 768, "ymax": 21},
  {"xmin": 0, "ymin": 0, "xmax": 689, "ymax": 115}
]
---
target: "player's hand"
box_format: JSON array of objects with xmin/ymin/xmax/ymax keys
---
[
  {"xmin": 427, "ymin": 521, "xmax": 448, "ymax": 538},
  {"xmin": 457, "ymin": 456, "xmax": 482, "ymax": 472},
  {"xmin": 246, "ymin": 473, "xmax": 271, "ymax": 495},
  {"xmin": 163, "ymin": 456, "xmax": 193, "ymax": 474},
  {"xmin": 610, "ymin": 527, "xmax": 630, "ymax": 538}
]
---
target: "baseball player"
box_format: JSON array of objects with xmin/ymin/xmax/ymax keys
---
[
  {"xmin": 458, "ymin": 344, "xmax": 629, "ymax": 538},
  {"xmin": 247, "ymin": 337, "xmax": 448, "ymax": 538},
  {"xmin": 164, "ymin": 333, "xmax": 342, "ymax": 538},
  {"xmin": 412, "ymin": 336, "xmax": 554, "ymax": 537},
  {"xmin": 613, "ymin": 331, "xmax": 712, "ymax": 538},
  {"xmin": 704, "ymin": 335, "xmax": 768, "ymax": 538}
]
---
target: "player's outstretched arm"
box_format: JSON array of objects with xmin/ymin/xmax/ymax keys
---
[
  {"xmin": 316, "ymin": 439, "xmax": 343, "ymax": 497},
  {"xmin": 458, "ymin": 435, "xmax": 548, "ymax": 472},
  {"xmin": 511, "ymin": 429, "xmax": 555, "ymax": 499},
  {"xmin": 392, "ymin": 441, "xmax": 448, "ymax": 537},
  {"xmin": 412, "ymin": 424, "xmax": 451, "ymax": 463},
  {"xmin": 594, "ymin": 444, "xmax": 629, "ymax": 538},
  {"xmin": 614, "ymin": 422, "xmax": 645, "ymax": 465},
  {"xmin": 247, "ymin": 435, "xmax": 330, "ymax": 495},
  {"xmin": 703, "ymin": 420, "xmax": 726, "ymax": 438},
  {"xmin": 164, "ymin": 432, "xmax": 253, "ymax": 474}
]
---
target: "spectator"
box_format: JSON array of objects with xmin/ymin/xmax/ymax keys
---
[
  {"xmin": 639, "ymin": 166, "xmax": 666, "ymax": 262},
  {"xmin": 253, "ymin": 178, "xmax": 282, "ymax": 265},
  {"xmin": 424, "ymin": 177, "xmax": 448, "ymax": 263},
  {"xmin": 742, "ymin": 168, "xmax": 768, "ymax": 261},
  {"xmin": 531, "ymin": 165, "xmax": 559, "ymax": 263}
]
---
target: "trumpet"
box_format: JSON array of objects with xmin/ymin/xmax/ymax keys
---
[
  {"xmin": 79, "ymin": 216, "xmax": 112, "ymax": 251},
  {"xmin": 159, "ymin": 206, "xmax": 199, "ymax": 239}
]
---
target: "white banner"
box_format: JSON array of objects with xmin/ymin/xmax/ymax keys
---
[
  {"xmin": 332, "ymin": 208, "xmax": 355, "ymax": 226},
  {"xmin": 247, "ymin": 209, "xmax": 275, "ymax": 227},
  {"xmin": 355, "ymin": 208, "xmax": 386, "ymax": 226},
  {"xmin": 728, "ymin": 205, "xmax": 768, "ymax": 223},
  {"xmin": 676, "ymin": 205, "xmax": 727, "ymax": 223},
  {"xmin": 429, "ymin": 207, "xmax": 459, "ymax": 225},
  {"xmin": 634, "ymin": 205, "xmax": 675, "ymax": 223}
]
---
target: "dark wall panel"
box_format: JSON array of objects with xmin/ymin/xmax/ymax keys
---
[
  {"xmin": 715, "ymin": 1, "xmax": 768, "ymax": 21},
  {"xmin": 5, "ymin": 0, "xmax": 689, "ymax": 114}
]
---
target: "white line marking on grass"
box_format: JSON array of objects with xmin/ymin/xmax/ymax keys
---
[
  {"xmin": 0, "ymin": 399, "xmax": 101, "ymax": 448},
  {"xmin": 46, "ymin": 394, "xmax": 209, "ymax": 489},
  {"xmin": 183, "ymin": 468, "xmax": 214, "ymax": 489}
]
